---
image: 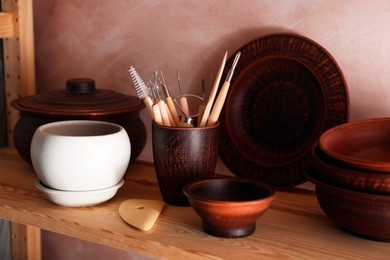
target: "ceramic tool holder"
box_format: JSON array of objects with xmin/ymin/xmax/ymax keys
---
[{"xmin": 152, "ymin": 122, "xmax": 220, "ymax": 206}]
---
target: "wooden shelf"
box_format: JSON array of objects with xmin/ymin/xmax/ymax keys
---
[{"xmin": 0, "ymin": 148, "xmax": 389, "ymax": 259}]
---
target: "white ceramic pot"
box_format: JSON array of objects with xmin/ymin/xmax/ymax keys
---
[{"xmin": 31, "ymin": 120, "xmax": 131, "ymax": 191}]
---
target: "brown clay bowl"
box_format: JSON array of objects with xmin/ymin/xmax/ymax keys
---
[
  {"xmin": 319, "ymin": 118, "xmax": 390, "ymax": 172},
  {"xmin": 310, "ymin": 145, "xmax": 390, "ymax": 194},
  {"xmin": 306, "ymin": 171, "xmax": 390, "ymax": 242},
  {"xmin": 183, "ymin": 177, "xmax": 277, "ymax": 238}
]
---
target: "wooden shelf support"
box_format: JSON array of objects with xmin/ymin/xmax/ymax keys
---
[{"xmin": 1, "ymin": 1, "xmax": 38, "ymax": 259}]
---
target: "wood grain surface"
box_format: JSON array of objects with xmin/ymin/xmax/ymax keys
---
[{"xmin": 0, "ymin": 148, "xmax": 389, "ymax": 259}]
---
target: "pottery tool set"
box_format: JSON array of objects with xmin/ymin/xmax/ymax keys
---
[{"xmin": 129, "ymin": 51, "xmax": 241, "ymax": 128}]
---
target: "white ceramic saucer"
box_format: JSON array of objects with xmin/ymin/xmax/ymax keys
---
[{"xmin": 36, "ymin": 179, "xmax": 124, "ymax": 207}]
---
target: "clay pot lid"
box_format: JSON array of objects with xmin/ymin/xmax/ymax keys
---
[{"xmin": 11, "ymin": 78, "xmax": 144, "ymax": 116}]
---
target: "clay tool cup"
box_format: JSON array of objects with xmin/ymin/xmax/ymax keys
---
[
  {"xmin": 152, "ymin": 121, "xmax": 220, "ymax": 206},
  {"xmin": 207, "ymin": 51, "xmax": 241, "ymax": 126},
  {"xmin": 199, "ymin": 51, "xmax": 228, "ymax": 127}
]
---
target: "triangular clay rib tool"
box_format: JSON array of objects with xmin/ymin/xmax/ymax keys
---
[{"xmin": 119, "ymin": 199, "xmax": 165, "ymax": 231}]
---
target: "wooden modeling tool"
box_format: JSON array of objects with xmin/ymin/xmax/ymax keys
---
[
  {"xmin": 152, "ymin": 104, "xmax": 163, "ymax": 125},
  {"xmin": 176, "ymin": 71, "xmax": 191, "ymax": 116},
  {"xmin": 160, "ymin": 70, "xmax": 180, "ymax": 126},
  {"xmin": 207, "ymin": 51, "xmax": 241, "ymax": 126},
  {"xmin": 151, "ymin": 73, "xmax": 170, "ymax": 126},
  {"xmin": 199, "ymin": 51, "xmax": 228, "ymax": 127},
  {"xmin": 119, "ymin": 199, "xmax": 165, "ymax": 231}
]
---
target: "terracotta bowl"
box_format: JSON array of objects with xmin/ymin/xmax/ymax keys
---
[
  {"xmin": 306, "ymin": 172, "xmax": 390, "ymax": 242},
  {"xmin": 183, "ymin": 177, "xmax": 277, "ymax": 238},
  {"xmin": 319, "ymin": 118, "xmax": 390, "ymax": 172},
  {"xmin": 310, "ymin": 145, "xmax": 390, "ymax": 194}
]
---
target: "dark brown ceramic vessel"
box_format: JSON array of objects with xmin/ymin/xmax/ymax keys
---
[
  {"xmin": 218, "ymin": 33, "xmax": 349, "ymax": 188},
  {"xmin": 310, "ymin": 145, "xmax": 390, "ymax": 194},
  {"xmin": 319, "ymin": 117, "xmax": 390, "ymax": 172},
  {"xmin": 11, "ymin": 78, "xmax": 146, "ymax": 163},
  {"xmin": 152, "ymin": 121, "xmax": 220, "ymax": 206},
  {"xmin": 306, "ymin": 171, "xmax": 390, "ymax": 242},
  {"xmin": 183, "ymin": 177, "xmax": 277, "ymax": 238}
]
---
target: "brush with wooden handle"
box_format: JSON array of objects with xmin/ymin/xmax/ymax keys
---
[
  {"xmin": 199, "ymin": 51, "xmax": 228, "ymax": 127},
  {"xmin": 129, "ymin": 66, "xmax": 154, "ymax": 118},
  {"xmin": 207, "ymin": 51, "xmax": 241, "ymax": 126}
]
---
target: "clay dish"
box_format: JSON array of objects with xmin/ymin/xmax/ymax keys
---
[
  {"xmin": 36, "ymin": 179, "xmax": 124, "ymax": 207},
  {"xmin": 319, "ymin": 118, "xmax": 390, "ymax": 172},
  {"xmin": 310, "ymin": 145, "xmax": 390, "ymax": 194},
  {"xmin": 306, "ymin": 172, "xmax": 390, "ymax": 242},
  {"xmin": 183, "ymin": 177, "xmax": 277, "ymax": 238},
  {"xmin": 218, "ymin": 33, "xmax": 349, "ymax": 188}
]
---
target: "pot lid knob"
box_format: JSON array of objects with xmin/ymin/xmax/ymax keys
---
[{"xmin": 66, "ymin": 78, "xmax": 96, "ymax": 94}]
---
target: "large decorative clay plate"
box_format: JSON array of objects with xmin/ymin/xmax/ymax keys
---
[{"xmin": 218, "ymin": 33, "xmax": 349, "ymax": 188}]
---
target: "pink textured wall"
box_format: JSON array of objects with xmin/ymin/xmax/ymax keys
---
[
  {"xmin": 32, "ymin": 0, "xmax": 390, "ymax": 258},
  {"xmin": 33, "ymin": 0, "xmax": 390, "ymax": 163}
]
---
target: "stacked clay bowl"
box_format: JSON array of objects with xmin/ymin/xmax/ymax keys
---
[{"xmin": 306, "ymin": 118, "xmax": 390, "ymax": 242}]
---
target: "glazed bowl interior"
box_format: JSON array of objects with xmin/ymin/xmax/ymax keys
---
[
  {"xmin": 319, "ymin": 118, "xmax": 390, "ymax": 172},
  {"xmin": 310, "ymin": 145, "xmax": 390, "ymax": 194},
  {"xmin": 41, "ymin": 122, "xmax": 121, "ymax": 136},
  {"xmin": 186, "ymin": 178, "xmax": 274, "ymax": 202}
]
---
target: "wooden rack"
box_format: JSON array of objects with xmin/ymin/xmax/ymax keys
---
[{"xmin": 1, "ymin": 0, "xmax": 38, "ymax": 258}]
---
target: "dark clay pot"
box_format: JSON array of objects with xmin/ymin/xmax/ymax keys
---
[{"xmin": 11, "ymin": 78, "xmax": 146, "ymax": 164}]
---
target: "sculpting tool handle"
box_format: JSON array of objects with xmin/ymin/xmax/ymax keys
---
[
  {"xmin": 207, "ymin": 52, "xmax": 241, "ymax": 126},
  {"xmin": 199, "ymin": 51, "xmax": 228, "ymax": 127},
  {"xmin": 166, "ymin": 96, "xmax": 181, "ymax": 125},
  {"xmin": 143, "ymin": 96, "xmax": 154, "ymax": 117},
  {"xmin": 152, "ymin": 104, "xmax": 163, "ymax": 125},
  {"xmin": 158, "ymin": 100, "xmax": 171, "ymax": 126}
]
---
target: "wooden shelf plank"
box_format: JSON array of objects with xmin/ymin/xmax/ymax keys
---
[{"xmin": 0, "ymin": 148, "xmax": 389, "ymax": 259}]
